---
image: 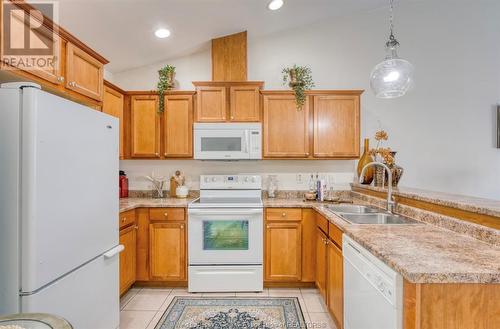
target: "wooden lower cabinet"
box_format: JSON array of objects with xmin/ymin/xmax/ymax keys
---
[
  {"xmin": 149, "ymin": 222, "xmax": 186, "ymax": 281},
  {"xmin": 265, "ymin": 222, "xmax": 302, "ymax": 282},
  {"xmin": 316, "ymin": 228, "xmax": 328, "ymax": 299},
  {"xmin": 327, "ymin": 240, "xmax": 343, "ymax": 329},
  {"xmin": 119, "ymin": 225, "xmax": 137, "ymax": 295}
]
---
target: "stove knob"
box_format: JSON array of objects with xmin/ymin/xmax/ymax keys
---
[
  {"xmin": 251, "ymin": 177, "xmax": 256, "ymax": 183},
  {"xmin": 244, "ymin": 177, "xmax": 249, "ymax": 182},
  {"xmin": 212, "ymin": 177, "xmax": 217, "ymax": 182},
  {"xmin": 204, "ymin": 177, "xmax": 210, "ymax": 183}
]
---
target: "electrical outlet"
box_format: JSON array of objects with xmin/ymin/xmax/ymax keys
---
[{"xmin": 296, "ymin": 174, "xmax": 303, "ymax": 184}]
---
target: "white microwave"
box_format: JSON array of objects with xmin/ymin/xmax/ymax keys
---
[{"xmin": 194, "ymin": 123, "xmax": 262, "ymax": 160}]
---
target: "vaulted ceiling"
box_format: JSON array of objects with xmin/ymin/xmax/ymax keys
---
[{"xmin": 58, "ymin": 0, "xmax": 396, "ymax": 73}]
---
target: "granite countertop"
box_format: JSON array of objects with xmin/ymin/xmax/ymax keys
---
[
  {"xmin": 119, "ymin": 196, "xmax": 500, "ymax": 284},
  {"xmin": 351, "ymin": 182, "xmax": 500, "ymax": 218}
]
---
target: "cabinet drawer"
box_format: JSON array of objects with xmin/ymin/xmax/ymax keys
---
[
  {"xmin": 328, "ymin": 222, "xmax": 343, "ymax": 249},
  {"xmin": 119, "ymin": 210, "xmax": 136, "ymax": 229},
  {"xmin": 266, "ymin": 208, "xmax": 302, "ymax": 221},
  {"xmin": 316, "ymin": 213, "xmax": 329, "ymax": 234},
  {"xmin": 149, "ymin": 208, "xmax": 185, "ymax": 222}
]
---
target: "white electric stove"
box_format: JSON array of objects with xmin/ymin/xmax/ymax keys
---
[{"xmin": 188, "ymin": 175, "xmax": 263, "ymax": 292}]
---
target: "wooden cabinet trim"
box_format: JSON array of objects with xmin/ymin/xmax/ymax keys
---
[
  {"xmin": 119, "ymin": 224, "xmax": 137, "ymax": 295},
  {"xmin": 327, "ymin": 240, "xmax": 344, "ymax": 329},
  {"xmin": 119, "ymin": 209, "xmax": 136, "ymax": 230}
]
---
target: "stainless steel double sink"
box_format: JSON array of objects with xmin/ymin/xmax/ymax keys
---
[{"xmin": 325, "ymin": 204, "xmax": 422, "ymax": 225}]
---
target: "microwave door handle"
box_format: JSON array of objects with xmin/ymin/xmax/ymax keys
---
[{"xmin": 243, "ymin": 131, "xmax": 249, "ymax": 153}]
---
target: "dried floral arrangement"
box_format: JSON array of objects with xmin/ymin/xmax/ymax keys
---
[{"xmin": 369, "ymin": 130, "xmax": 395, "ymax": 166}]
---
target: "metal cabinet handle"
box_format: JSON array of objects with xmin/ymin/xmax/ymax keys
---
[
  {"xmin": 155, "ymin": 152, "xmax": 159, "ymax": 156},
  {"xmin": 134, "ymin": 225, "xmax": 139, "ymax": 230},
  {"xmin": 57, "ymin": 76, "xmax": 64, "ymax": 82},
  {"xmin": 122, "ymin": 218, "xmax": 126, "ymax": 222},
  {"xmin": 164, "ymin": 213, "xmax": 168, "ymax": 217},
  {"xmin": 180, "ymin": 224, "xmax": 184, "ymax": 229},
  {"xmin": 281, "ymin": 212, "xmax": 287, "ymax": 217},
  {"xmin": 164, "ymin": 153, "xmax": 167, "ymax": 157}
]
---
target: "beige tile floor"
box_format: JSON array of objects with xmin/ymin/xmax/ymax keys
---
[{"xmin": 120, "ymin": 287, "xmax": 337, "ymax": 329}]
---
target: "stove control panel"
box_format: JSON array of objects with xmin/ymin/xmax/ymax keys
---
[{"xmin": 200, "ymin": 175, "xmax": 262, "ymax": 190}]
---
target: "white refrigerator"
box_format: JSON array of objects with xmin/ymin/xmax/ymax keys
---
[{"xmin": 0, "ymin": 82, "xmax": 121, "ymax": 329}]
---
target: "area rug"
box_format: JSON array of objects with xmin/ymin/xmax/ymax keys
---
[{"xmin": 154, "ymin": 297, "xmax": 307, "ymax": 329}]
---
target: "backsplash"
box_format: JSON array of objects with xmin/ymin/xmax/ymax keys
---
[{"xmin": 120, "ymin": 159, "xmax": 356, "ymax": 191}]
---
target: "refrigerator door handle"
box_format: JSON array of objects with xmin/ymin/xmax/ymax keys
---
[{"xmin": 103, "ymin": 245, "xmax": 124, "ymax": 259}]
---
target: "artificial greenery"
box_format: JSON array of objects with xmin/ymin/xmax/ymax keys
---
[
  {"xmin": 282, "ymin": 65, "xmax": 315, "ymax": 110},
  {"xmin": 157, "ymin": 65, "xmax": 176, "ymax": 113}
]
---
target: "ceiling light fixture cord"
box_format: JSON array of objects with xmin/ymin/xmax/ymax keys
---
[{"xmin": 387, "ymin": 0, "xmax": 399, "ymax": 48}]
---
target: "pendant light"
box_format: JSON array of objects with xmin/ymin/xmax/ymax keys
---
[{"xmin": 370, "ymin": 0, "xmax": 414, "ymax": 98}]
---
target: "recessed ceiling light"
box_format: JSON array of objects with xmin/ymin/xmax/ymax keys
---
[
  {"xmin": 268, "ymin": 0, "xmax": 284, "ymax": 11},
  {"xmin": 155, "ymin": 28, "xmax": 171, "ymax": 39}
]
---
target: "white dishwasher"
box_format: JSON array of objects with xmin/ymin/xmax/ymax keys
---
[{"xmin": 343, "ymin": 235, "xmax": 403, "ymax": 329}]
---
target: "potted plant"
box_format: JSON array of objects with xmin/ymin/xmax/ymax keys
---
[
  {"xmin": 282, "ymin": 65, "xmax": 314, "ymax": 110},
  {"xmin": 157, "ymin": 65, "xmax": 176, "ymax": 113}
]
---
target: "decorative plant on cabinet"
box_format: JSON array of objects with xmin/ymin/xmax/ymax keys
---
[
  {"xmin": 282, "ymin": 65, "xmax": 314, "ymax": 110},
  {"xmin": 157, "ymin": 65, "xmax": 176, "ymax": 113}
]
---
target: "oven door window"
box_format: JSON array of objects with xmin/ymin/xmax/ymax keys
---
[
  {"xmin": 201, "ymin": 137, "xmax": 242, "ymax": 152},
  {"xmin": 203, "ymin": 220, "xmax": 249, "ymax": 250}
]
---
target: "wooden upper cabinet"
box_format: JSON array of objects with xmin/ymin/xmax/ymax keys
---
[
  {"xmin": 327, "ymin": 239, "xmax": 344, "ymax": 329},
  {"xmin": 195, "ymin": 86, "xmax": 227, "ymax": 122},
  {"xmin": 65, "ymin": 42, "xmax": 104, "ymax": 101},
  {"xmin": 230, "ymin": 85, "xmax": 260, "ymax": 121},
  {"xmin": 130, "ymin": 95, "xmax": 160, "ymax": 158},
  {"xmin": 263, "ymin": 93, "xmax": 310, "ymax": 158},
  {"xmin": 149, "ymin": 222, "xmax": 186, "ymax": 281},
  {"xmin": 103, "ymin": 84, "xmax": 125, "ymax": 158},
  {"xmin": 313, "ymin": 94, "xmax": 360, "ymax": 158},
  {"xmin": 265, "ymin": 222, "xmax": 302, "ymax": 281},
  {"xmin": 163, "ymin": 94, "xmax": 193, "ymax": 158}
]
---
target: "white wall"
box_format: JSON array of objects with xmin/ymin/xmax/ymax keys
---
[
  {"xmin": 116, "ymin": 0, "xmax": 500, "ymax": 199},
  {"xmin": 121, "ymin": 160, "xmax": 354, "ymax": 192}
]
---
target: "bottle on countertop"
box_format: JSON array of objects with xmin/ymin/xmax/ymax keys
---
[{"xmin": 119, "ymin": 170, "xmax": 128, "ymax": 198}]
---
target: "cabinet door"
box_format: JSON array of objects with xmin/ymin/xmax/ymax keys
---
[
  {"xmin": 163, "ymin": 95, "xmax": 193, "ymax": 157},
  {"xmin": 301, "ymin": 209, "xmax": 316, "ymax": 282},
  {"xmin": 195, "ymin": 86, "xmax": 227, "ymax": 122},
  {"xmin": 119, "ymin": 225, "xmax": 137, "ymax": 295},
  {"xmin": 230, "ymin": 86, "xmax": 260, "ymax": 121},
  {"xmin": 316, "ymin": 228, "xmax": 327, "ymax": 299},
  {"xmin": 263, "ymin": 94, "xmax": 310, "ymax": 158},
  {"xmin": 327, "ymin": 240, "xmax": 343, "ymax": 329},
  {"xmin": 6, "ymin": 6, "xmax": 64, "ymax": 85},
  {"xmin": 130, "ymin": 95, "xmax": 160, "ymax": 158},
  {"xmin": 103, "ymin": 86, "xmax": 125, "ymax": 158},
  {"xmin": 65, "ymin": 42, "xmax": 104, "ymax": 101},
  {"xmin": 313, "ymin": 95, "xmax": 360, "ymax": 158},
  {"xmin": 265, "ymin": 222, "xmax": 302, "ymax": 281},
  {"xmin": 149, "ymin": 222, "xmax": 186, "ymax": 281}
]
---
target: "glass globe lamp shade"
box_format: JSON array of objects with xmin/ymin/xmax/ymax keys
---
[{"xmin": 370, "ymin": 45, "xmax": 414, "ymax": 98}]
